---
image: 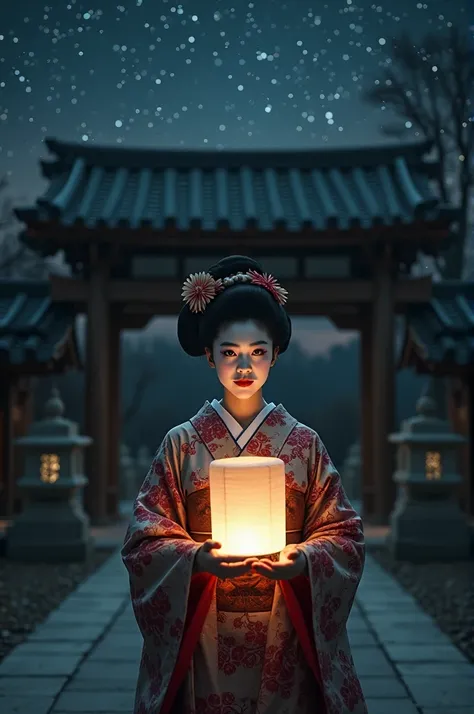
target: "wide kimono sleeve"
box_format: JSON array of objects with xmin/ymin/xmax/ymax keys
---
[
  {"xmin": 121, "ymin": 432, "xmax": 215, "ymax": 714},
  {"xmin": 280, "ymin": 431, "xmax": 367, "ymax": 714}
]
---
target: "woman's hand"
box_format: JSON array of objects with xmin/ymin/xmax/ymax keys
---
[
  {"xmin": 251, "ymin": 545, "xmax": 308, "ymax": 581},
  {"xmin": 194, "ymin": 540, "xmax": 259, "ymax": 579}
]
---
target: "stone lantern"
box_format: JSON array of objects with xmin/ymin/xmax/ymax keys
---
[
  {"xmin": 7, "ymin": 387, "xmax": 92, "ymax": 562},
  {"xmin": 341, "ymin": 441, "xmax": 361, "ymax": 505},
  {"xmin": 388, "ymin": 377, "xmax": 470, "ymax": 562}
]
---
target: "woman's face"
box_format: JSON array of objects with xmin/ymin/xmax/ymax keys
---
[{"xmin": 205, "ymin": 320, "xmax": 278, "ymax": 400}]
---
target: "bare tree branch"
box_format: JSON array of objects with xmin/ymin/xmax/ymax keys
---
[{"xmin": 363, "ymin": 28, "xmax": 474, "ymax": 278}]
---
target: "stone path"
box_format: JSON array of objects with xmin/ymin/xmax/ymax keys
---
[{"xmin": 1, "ymin": 550, "xmax": 473, "ymax": 714}]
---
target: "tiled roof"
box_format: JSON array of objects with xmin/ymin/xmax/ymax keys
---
[
  {"xmin": 403, "ymin": 282, "xmax": 474, "ymax": 367},
  {"xmin": 0, "ymin": 280, "xmax": 78, "ymax": 367},
  {"xmin": 15, "ymin": 138, "xmax": 456, "ymax": 233}
]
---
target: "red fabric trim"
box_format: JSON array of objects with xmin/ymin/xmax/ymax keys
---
[
  {"xmin": 160, "ymin": 573, "xmax": 216, "ymax": 714},
  {"xmin": 160, "ymin": 573, "xmax": 326, "ymax": 713},
  {"xmin": 280, "ymin": 576, "xmax": 327, "ymax": 712}
]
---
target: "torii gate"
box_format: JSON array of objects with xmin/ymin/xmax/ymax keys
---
[{"xmin": 15, "ymin": 138, "xmax": 457, "ymax": 524}]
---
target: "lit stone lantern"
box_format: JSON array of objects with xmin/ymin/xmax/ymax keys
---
[
  {"xmin": 7, "ymin": 387, "xmax": 92, "ymax": 562},
  {"xmin": 388, "ymin": 379, "xmax": 470, "ymax": 562},
  {"xmin": 341, "ymin": 441, "xmax": 361, "ymax": 504},
  {"xmin": 210, "ymin": 456, "xmax": 286, "ymax": 556}
]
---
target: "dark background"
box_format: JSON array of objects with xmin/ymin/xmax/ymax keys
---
[{"xmin": 0, "ymin": 0, "xmax": 468, "ymax": 200}]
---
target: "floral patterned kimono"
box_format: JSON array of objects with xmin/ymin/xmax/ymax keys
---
[{"xmin": 122, "ymin": 400, "xmax": 367, "ymax": 714}]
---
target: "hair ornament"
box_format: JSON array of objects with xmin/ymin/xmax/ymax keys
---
[
  {"xmin": 181, "ymin": 272, "xmax": 223, "ymax": 314},
  {"xmin": 181, "ymin": 269, "xmax": 288, "ymax": 313},
  {"xmin": 246, "ymin": 269, "xmax": 289, "ymax": 306}
]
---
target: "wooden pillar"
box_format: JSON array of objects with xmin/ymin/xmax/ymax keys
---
[
  {"xmin": 107, "ymin": 310, "xmax": 122, "ymax": 520},
  {"xmin": 85, "ymin": 254, "xmax": 110, "ymax": 524},
  {"xmin": 0, "ymin": 379, "xmax": 14, "ymax": 518},
  {"xmin": 371, "ymin": 248, "xmax": 395, "ymax": 524},
  {"xmin": 360, "ymin": 315, "xmax": 374, "ymax": 518},
  {"xmin": 469, "ymin": 375, "xmax": 474, "ymax": 519}
]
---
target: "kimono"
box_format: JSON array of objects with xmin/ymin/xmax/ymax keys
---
[{"xmin": 122, "ymin": 400, "xmax": 367, "ymax": 714}]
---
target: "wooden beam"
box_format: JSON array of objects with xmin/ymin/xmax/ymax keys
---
[
  {"xmin": 107, "ymin": 311, "xmax": 121, "ymax": 519},
  {"xmin": 394, "ymin": 276, "xmax": 432, "ymax": 303},
  {"xmin": 50, "ymin": 274, "xmax": 88, "ymax": 302},
  {"xmin": 26, "ymin": 221, "xmax": 452, "ymax": 250},
  {"xmin": 120, "ymin": 313, "xmax": 155, "ymax": 329},
  {"xmin": 123, "ymin": 304, "xmax": 365, "ymax": 319},
  {"xmin": 329, "ymin": 315, "xmax": 362, "ymax": 330},
  {"xmin": 109, "ymin": 279, "xmax": 377, "ymax": 304},
  {"xmin": 50, "ymin": 274, "xmax": 433, "ymax": 307}
]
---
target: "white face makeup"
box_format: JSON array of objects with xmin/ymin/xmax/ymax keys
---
[{"xmin": 206, "ymin": 320, "xmax": 278, "ymax": 400}]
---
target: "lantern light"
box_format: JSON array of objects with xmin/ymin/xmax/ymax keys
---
[
  {"xmin": 7, "ymin": 387, "xmax": 92, "ymax": 562},
  {"xmin": 425, "ymin": 451, "xmax": 442, "ymax": 480},
  {"xmin": 388, "ymin": 377, "xmax": 469, "ymax": 561},
  {"xmin": 209, "ymin": 456, "xmax": 286, "ymax": 557},
  {"xmin": 40, "ymin": 453, "xmax": 60, "ymax": 484}
]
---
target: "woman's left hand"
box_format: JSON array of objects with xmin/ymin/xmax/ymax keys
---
[{"xmin": 251, "ymin": 545, "xmax": 308, "ymax": 581}]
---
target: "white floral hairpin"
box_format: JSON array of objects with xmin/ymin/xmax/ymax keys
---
[
  {"xmin": 181, "ymin": 272, "xmax": 223, "ymax": 314},
  {"xmin": 181, "ymin": 269, "xmax": 288, "ymax": 314}
]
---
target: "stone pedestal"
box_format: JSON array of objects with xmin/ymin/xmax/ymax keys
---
[
  {"xmin": 389, "ymin": 493, "xmax": 470, "ymax": 561},
  {"xmin": 388, "ymin": 377, "xmax": 470, "ymax": 562},
  {"xmin": 8, "ymin": 496, "xmax": 93, "ymax": 562},
  {"xmin": 7, "ymin": 388, "xmax": 93, "ymax": 562}
]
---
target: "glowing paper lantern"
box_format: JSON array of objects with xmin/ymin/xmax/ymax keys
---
[{"xmin": 209, "ymin": 456, "xmax": 286, "ymax": 556}]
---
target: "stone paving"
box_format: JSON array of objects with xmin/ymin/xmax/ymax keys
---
[{"xmin": 1, "ymin": 550, "xmax": 473, "ymax": 714}]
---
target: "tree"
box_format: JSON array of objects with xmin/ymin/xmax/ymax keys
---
[
  {"xmin": 364, "ymin": 28, "xmax": 474, "ymax": 278},
  {"xmin": 0, "ymin": 176, "xmax": 48, "ymax": 278}
]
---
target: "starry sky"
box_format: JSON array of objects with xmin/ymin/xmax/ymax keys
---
[
  {"xmin": 0, "ymin": 0, "xmax": 469, "ymax": 203},
  {"xmin": 0, "ymin": 0, "xmax": 471, "ymax": 353}
]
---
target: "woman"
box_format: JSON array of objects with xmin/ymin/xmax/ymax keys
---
[{"xmin": 122, "ymin": 255, "xmax": 367, "ymax": 714}]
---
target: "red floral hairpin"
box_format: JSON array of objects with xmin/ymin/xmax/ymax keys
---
[
  {"xmin": 247, "ymin": 269, "xmax": 288, "ymax": 306},
  {"xmin": 181, "ymin": 269, "xmax": 288, "ymax": 313}
]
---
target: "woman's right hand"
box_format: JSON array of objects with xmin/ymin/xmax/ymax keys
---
[{"xmin": 194, "ymin": 540, "xmax": 258, "ymax": 579}]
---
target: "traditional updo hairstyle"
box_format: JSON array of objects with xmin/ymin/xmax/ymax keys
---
[{"xmin": 177, "ymin": 255, "xmax": 292, "ymax": 358}]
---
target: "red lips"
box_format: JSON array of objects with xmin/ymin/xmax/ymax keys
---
[{"xmin": 233, "ymin": 380, "xmax": 254, "ymax": 387}]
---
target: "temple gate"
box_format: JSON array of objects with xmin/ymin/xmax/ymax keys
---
[{"xmin": 15, "ymin": 138, "xmax": 457, "ymax": 524}]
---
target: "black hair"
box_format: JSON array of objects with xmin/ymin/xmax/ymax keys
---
[{"xmin": 177, "ymin": 255, "xmax": 292, "ymax": 357}]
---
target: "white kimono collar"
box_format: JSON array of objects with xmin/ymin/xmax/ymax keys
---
[{"xmin": 210, "ymin": 398, "xmax": 276, "ymax": 450}]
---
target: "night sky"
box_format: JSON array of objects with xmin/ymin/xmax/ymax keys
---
[{"xmin": 0, "ymin": 0, "xmax": 469, "ymax": 203}]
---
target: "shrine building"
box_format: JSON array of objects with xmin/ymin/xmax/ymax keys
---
[
  {"xmin": 0, "ymin": 280, "xmax": 79, "ymax": 518},
  {"xmin": 13, "ymin": 137, "xmax": 458, "ymax": 524},
  {"xmin": 402, "ymin": 281, "xmax": 474, "ymax": 518}
]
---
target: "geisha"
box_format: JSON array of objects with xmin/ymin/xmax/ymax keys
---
[{"xmin": 122, "ymin": 255, "xmax": 368, "ymax": 714}]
